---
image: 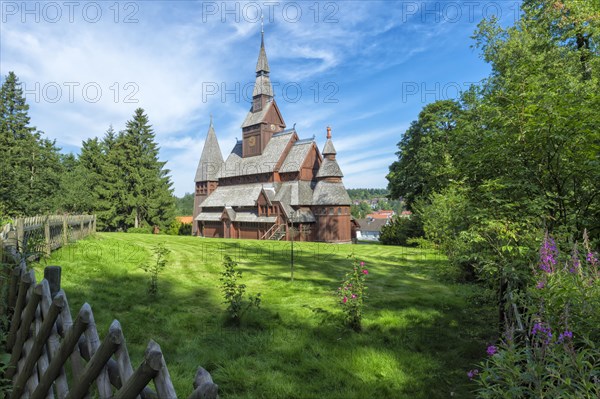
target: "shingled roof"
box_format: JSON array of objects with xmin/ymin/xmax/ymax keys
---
[
  {"xmin": 256, "ymin": 31, "xmax": 270, "ymax": 74},
  {"xmin": 252, "ymin": 75, "xmax": 274, "ymax": 97},
  {"xmin": 241, "ymin": 100, "xmax": 273, "ymax": 128},
  {"xmin": 312, "ymin": 181, "xmax": 352, "ymax": 205},
  {"xmin": 221, "ymin": 131, "xmax": 295, "ymax": 178},
  {"xmin": 195, "ymin": 121, "xmax": 224, "ymax": 182},
  {"xmin": 200, "ymin": 183, "xmax": 268, "ymax": 207},
  {"xmin": 279, "ymin": 140, "xmax": 314, "ymax": 173},
  {"xmin": 322, "ymin": 139, "xmax": 336, "ymax": 156},
  {"xmin": 316, "ymin": 157, "xmax": 343, "ymax": 178}
]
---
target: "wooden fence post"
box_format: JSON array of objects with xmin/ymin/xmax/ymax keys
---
[
  {"xmin": 16, "ymin": 218, "xmax": 24, "ymax": 254},
  {"xmin": 44, "ymin": 216, "xmax": 51, "ymax": 256},
  {"xmin": 80, "ymin": 216, "xmax": 84, "ymax": 240},
  {"xmin": 63, "ymin": 215, "xmax": 68, "ymax": 246},
  {"xmin": 44, "ymin": 266, "xmax": 62, "ymax": 298}
]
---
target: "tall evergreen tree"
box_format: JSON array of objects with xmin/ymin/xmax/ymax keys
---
[
  {"xmin": 0, "ymin": 71, "xmax": 62, "ymax": 216},
  {"xmin": 110, "ymin": 109, "xmax": 175, "ymax": 230}
]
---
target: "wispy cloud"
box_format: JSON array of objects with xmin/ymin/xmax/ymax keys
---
[{"xmin": 1, "ymin": 0, "xmax": 507, "ymax": 195}]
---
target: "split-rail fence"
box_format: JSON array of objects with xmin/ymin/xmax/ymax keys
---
[{"xmin": 1, "ymin": 215, "xmax": 219, "ymax": 399}]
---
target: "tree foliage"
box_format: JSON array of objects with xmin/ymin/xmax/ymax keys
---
[
  {"xmin": 386, "ymin": 0, "xmax": 600, "ymax": 287},
  {"xmin": 379, "ymin": 215, "xmax": 424, "ymax": 247},
  {"xmin": 386, "ymin": 100, "xmax": 461, "ymax": 210},
  {"xmin": 0, "ymin": 72, "xmax": 63, "ymax": 216},
  {"xmin": 175, "ymin": 193, "xmax": 194, "ymax": 215},
  {"xmin": 0, "ymin": 73, "xmax": 176, "ymax": 231}
]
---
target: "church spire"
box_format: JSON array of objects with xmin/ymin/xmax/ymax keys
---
[
  {"xmin": 256, "ymin": 15, "xmax": 270, "ymax": 75},
  {"xmin": 195, "ymin": 119, "xmax": 224, "ymax": 182},
  {"xmin": 253, "ymin": 20, "xmax": 273, "ymax": 98},
  {"xmin": 317, "ymin": 126, "xmax": 343, "ymax": 179},
  {"xmin": 322, "ymin": 126, "xmax": 337, "ymax": 159}
]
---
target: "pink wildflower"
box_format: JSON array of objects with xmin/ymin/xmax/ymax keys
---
[
  {"xmin": 342, "ymin": 297, "xmax": 347, "ymax": 304},
  {"xmin": 362, "ymin": 269, "xmax": 368, "ymax": 275}
]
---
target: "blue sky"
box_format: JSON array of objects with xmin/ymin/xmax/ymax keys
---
[{"xmin": 0, "ymin": 0, "xmax": 522, "ymax": 196}]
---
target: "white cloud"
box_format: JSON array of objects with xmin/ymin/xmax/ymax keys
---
[{"xmin": 1, "ymin": 0, "xmax": 500, "ymax": 196}]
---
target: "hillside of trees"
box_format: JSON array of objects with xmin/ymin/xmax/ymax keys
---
[
  {"xmin": 175, "ymin": 193, "xmax": 194, "ymax": 215},
  {"xmin": 0, "ymin": 72, "xmax": 175, "ymax": 231}
]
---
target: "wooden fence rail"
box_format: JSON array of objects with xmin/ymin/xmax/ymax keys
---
[
  {"xmin": 1, "ymin": 216, "xmax": 219, "ymax": 399},
  {"xmin": 1, "ymin": 215, "xmax": 97, "ymax": 257}
]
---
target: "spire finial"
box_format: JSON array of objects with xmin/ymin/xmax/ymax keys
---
[
  {"xmin": 260, "ymin": 14, "xmax": 264, "ymax": 46},
  {"xmin": 326, "ymin": 126, "xmax": 332, "ymax": 139},
  {"xmin": 210, "ymin": 113, "xmax": 213, "ymax": 127}
]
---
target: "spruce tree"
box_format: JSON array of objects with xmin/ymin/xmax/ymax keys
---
[
  {"xmin": 0, "ymin": 71, "xmax": 62, "ymax": 216},
  {"xmin": 111, "ymin": 109, "xmax": 175, "ymax": 230}
]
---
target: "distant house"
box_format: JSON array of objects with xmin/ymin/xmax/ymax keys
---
[
  {"xmin": 176, "ymin": 216, "xmax": 194, "ymax": 224},
  {"xmin": 365, "ymin": 210, "xmax": 395, "ymax": 220},
  {"xmin": 355, "ymin": 217, "xmax": 389, "ymax": 241}
]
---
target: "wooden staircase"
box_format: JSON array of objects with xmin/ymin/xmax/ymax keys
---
[{"xmin": 260, "ymin": 224, "xmax": 286, "ymax": 240}]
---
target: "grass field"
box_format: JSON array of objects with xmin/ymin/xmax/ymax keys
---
[{"xmin": 32, "ymin": 233, "xmax": 496, "ymax": 398}]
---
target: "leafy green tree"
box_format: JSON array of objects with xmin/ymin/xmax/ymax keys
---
[
  {"xmin": 386, "ymin": 100, "xmax": 461, "ymax": 210},
  {"xmin": 220, "ymin": 255, "xmax": 261, "ymax": 325},
  {"xmin": 379, "ymin": 215, "xmax": 424, "ymax": 247},
  {"xmin": 175, "ymin": 193, "xmax": 194, "ymax": 215},
  {"xmin": 139, "ymin": 243, "xmax": 171, "ymax": 296}
]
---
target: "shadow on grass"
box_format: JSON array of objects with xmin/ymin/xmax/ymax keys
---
[{"xmin": 31, "ymin": 235, "xmax": 494, "ymax": 398}]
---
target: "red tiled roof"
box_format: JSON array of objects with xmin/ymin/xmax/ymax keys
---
[{"xmin": 176, "ymin": 216, "xmax": 194, "ymax": 224}]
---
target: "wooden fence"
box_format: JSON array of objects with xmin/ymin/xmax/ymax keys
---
[
  {"xmin": 1, "ymin": 215, "xmax": 96, "ymax": 257},
  {"xmin": 1, "ymin": 216, "xmax": 219, "ymax": 399}
]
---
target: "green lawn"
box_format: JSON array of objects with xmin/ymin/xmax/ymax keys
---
[{"xmin": 33, "ymin": 233, "xmax": 495, "ymax": 398}]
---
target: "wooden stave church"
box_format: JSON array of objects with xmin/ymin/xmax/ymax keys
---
[{"xmin": 193, "ymin": 30, "xmax": 355, "ymax": 243}]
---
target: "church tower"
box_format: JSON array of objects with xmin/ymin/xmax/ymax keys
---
[
  {"xmin": 312, "ymin": 127, "xmax": 352, "ymax": 242},
  {"xmin": 240, "ymin": 25, "xmax": 286, "ymax": 157},
  {"xmin": 193, "ymin": 118, "xmax": 223, "ymax": 235}
]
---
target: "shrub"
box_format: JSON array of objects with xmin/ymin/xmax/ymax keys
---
[
  {"xmin": 379, "ymin": 215, "xmax": 424, "ymax": 246},
  {"xmin": 220, "ymin": 255, "xmax": 261, "ymax": 324},
  {"xmin": 165, "ymin": 219, "xmax": 192, "ymax": 236},
  {"xmin": 336, "ymin": 254, "xmax": 369, "ymax": 332},
  {"xmin": 139, "ymin": 243, "xmax": 170, "ymax": 295},
  {"xmin": 471, "ymin": 233, "xmax": 600, "ymax": 398}
]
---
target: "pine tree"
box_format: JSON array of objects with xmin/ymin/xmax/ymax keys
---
[
  {"xmin": 106, "ymin": 109, "xmax": 175, "ymax": 231},
  {"xmin": 0, "ymin": 71, "xmax": 62, "ymax": 216}
]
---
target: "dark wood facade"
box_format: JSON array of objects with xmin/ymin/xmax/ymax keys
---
[{"xmin": 193, "ymin": 32, "xmax": 352, "ymax": 243}]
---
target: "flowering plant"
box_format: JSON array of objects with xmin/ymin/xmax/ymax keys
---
[
  {"xmin": 337, "ymin": 254, "xmax": 369, "ymax": 331},
  {"xmin": 471, "ymin": 232, "xmax": 600, "ymax": 398}
]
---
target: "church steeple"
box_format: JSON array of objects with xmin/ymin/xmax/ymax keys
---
[
  {"xmin": 256, "ymin": 21, "xmax": 270, "ymax": 76},
  {"xmin": 317, "ymin": 127, "xmax": 343, "ymax": 179},
  {"xmin": 253, "ymin": 23, "xmax": 273, "ymax": 98},
  {"xmin": 240, "ymin": 23, "xmax": 286, "ymax": 158},
  {"xmin": 195, "ymin": 117, "xmax": 224, "ymax": 182}
]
